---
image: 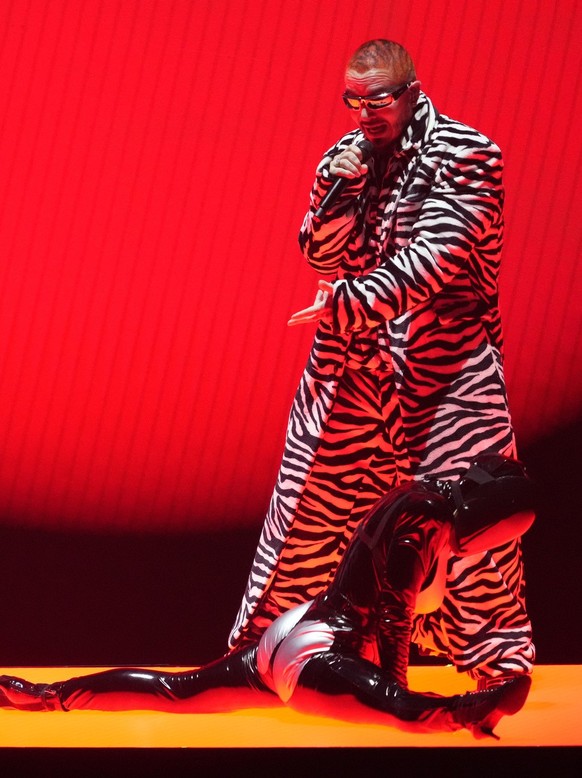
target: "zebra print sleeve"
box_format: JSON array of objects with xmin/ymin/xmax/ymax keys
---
[
  {"xmin": 331, "ymin": 143, "xmax": 504, "ymax": 333},
  {"xmin": 299, "ymin": 131, "xmax": 367, "ymax": 276}
]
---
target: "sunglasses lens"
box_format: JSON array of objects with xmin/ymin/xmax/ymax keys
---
[
  {"xmin": 368, "ymin": 97, "xmax": 392, "ymax": 109},
  {"xmin": 343, "ymin": 95, "xmax": 394, "ymax": 110},
  {"xmin": 343, "ymin": 96, "xmax": 361, "ymax": 110},
  {"xmin": 343, "ymin": 84, "xmax": 409, "ymax": 110}
]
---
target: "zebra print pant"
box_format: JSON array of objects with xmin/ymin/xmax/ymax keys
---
[{"xmin": 229, "ymin": 367, "xmax": 534, "ymax": 681}]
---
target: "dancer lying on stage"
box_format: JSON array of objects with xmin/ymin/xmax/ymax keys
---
[{"xmin": 0, "ymin": 453, "xmax": 535, "ymax": 739}]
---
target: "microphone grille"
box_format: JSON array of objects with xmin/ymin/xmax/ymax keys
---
[{"xmin": 358, "ymin": 139, "xmax": 374, "ymax": 161}]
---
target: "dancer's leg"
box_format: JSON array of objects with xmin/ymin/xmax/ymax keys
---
[
  {"xmin": 0, "ymin": 646, "xmax": 280, "ymax": 712},
  {"xmin": 374, "ymin": 506, "xmax": 451, "ymax": 687},
  {"xmin": 290, "ymin": 651, "xmax": 530, "ymax": 738}
]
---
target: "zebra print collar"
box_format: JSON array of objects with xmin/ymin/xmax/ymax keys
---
[{"xmin": 397, "ymin": 91, "xmax": 439, "ymax": 156}]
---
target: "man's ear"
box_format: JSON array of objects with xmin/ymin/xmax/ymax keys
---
[{"xmin": 408, "ymin": 79, "xmax": 421, "ymax": 104}]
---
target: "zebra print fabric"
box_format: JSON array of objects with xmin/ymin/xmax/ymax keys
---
[{"xmin": 229, "ymin": 93, "xmax": 533, "ymax": 681}]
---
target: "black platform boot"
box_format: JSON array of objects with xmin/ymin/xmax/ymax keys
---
[
  {"xmin": 0, "ymin": 676, "xmax": 62, "ymax": 711},
  {"xmin": 388, "ymin": 670, "xmax": 532, "ymax": 738},
  {"xmin": 450, "ymin": 673, "xmax": 532, "ymax": 738}
]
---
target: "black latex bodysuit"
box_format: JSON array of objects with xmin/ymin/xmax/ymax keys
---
[
  {"xmin": 311, "ymin": 485, "xmax": 451, "ymax": 667},
  {"xmin": 251, "ymin": 481, "xmax": 458, "ymax": 729},
  {"xmin": 0, "ymin": 472, "xmax": 535, "ymax": 736}
]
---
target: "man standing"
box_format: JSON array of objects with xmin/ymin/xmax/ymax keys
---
[{"xmin": 229, "ymin": 40, "xmax": 533, "ymax": 687}]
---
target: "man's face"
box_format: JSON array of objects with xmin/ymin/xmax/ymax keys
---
[{"xmin": 343, "ymin": 67, "xmax": 419, "ymax": 149}]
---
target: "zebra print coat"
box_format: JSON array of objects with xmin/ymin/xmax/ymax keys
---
[
  {"xmin": 230, "ymin": 94, "xmax": 533, "ymax": 680},
  {"xmin": 299, "ymin": 92, "xmax": 514, "ymax": 469}
]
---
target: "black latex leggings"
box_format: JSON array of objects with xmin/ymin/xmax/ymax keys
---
[
  {"xmin": 288, "ymin": 651, "xmax": 464, "ymax": 733},
  {"xmin": 44, "ymin": 631, "xmax": 526, "ymax": 739},
  {"xmin": 56, "ymin": 646, "xmax": 279, "ymax": 712},
  {"xmin": 54, "ymin": 647, "xmax": 469, "ymax": 734}
]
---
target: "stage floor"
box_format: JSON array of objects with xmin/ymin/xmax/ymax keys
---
[{"xmin": 0, "ymin": 663, "xmax": 580, "ymax": 749}]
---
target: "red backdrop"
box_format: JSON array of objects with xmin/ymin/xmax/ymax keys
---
[{"xmin": 0, "ymin": 0, "xmax": 581, "ymax": 533}]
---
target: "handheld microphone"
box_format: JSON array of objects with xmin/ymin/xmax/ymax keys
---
[{"xmin": 314, "ymin": 139, "xmax": 374, "ymax": 220}]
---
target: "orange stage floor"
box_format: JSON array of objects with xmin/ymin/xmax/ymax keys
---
[
  {"xmin": 0, "ymin": 663, "xmax": 580, "ymax": 749},
  {"xmin": 1, "ymin": 664, "xmax": 580, "ymax": 777}
]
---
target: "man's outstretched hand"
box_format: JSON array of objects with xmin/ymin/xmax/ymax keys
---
[{"xmin": 288, "ymin": 279, "xmax": 334, "ymax": 327}]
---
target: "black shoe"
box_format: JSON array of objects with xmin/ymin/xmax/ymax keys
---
[
  {"xmin": 455, "ymin": 674, "xmax": 531, "ymax": 739},
  {"xmin": 0, "ymin": 675, "xmax": 58, "ymax": 711}
]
